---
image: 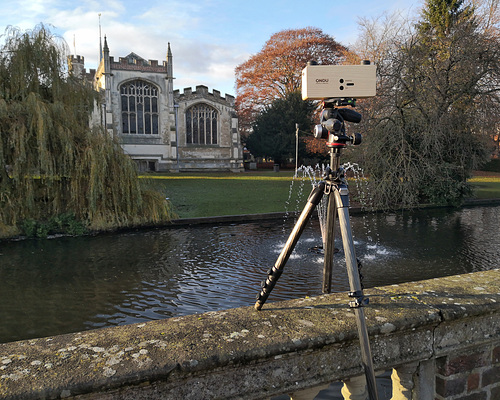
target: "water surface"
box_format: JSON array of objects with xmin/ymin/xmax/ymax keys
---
[{"xmin": 1, "ymin": 205, "xmax": 499, "ymax": 343}]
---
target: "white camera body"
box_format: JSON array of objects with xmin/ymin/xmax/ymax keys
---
[{"xmin": 301, "ymin": 64, "xmax": 377, "ymax": 100}]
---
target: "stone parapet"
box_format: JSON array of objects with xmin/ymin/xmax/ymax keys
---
[
  {"xmin": 174, "ymin": 85, "xmax": 235, "ymax": 107},
  {"xmin": 0, "ymin": 270, "xmax": 499, "ymax": 399}
]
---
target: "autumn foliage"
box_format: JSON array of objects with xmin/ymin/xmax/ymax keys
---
[{"xmin": 235, "ymin": 27, "xmax": 348, "ymax": 137}]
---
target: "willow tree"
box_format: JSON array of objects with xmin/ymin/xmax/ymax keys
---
[{"xmin": 0, "ymin": 25, "xmax": 173, "ymax": 237}]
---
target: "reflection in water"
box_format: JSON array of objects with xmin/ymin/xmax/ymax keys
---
[{"xmin": 0, "ymin": 205, "xmax": 499, "ymax": 343}]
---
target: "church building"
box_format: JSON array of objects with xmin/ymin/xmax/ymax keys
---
[{"xmin": 68, "ymin": 37, "xmax": 243, "ymax": 172}]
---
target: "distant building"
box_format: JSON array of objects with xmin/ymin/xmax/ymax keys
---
[{"xmin": 68, "ymin": 37, "xmax": 243, "ymax": 172}]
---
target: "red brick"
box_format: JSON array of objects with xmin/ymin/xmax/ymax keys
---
[
  {"xmin": 491, "ymin": 384, "xmax": 500, "ymax": 398},
  {"xmin": 436, "ymin": 356, "xmax": 448, "ymax": 374},
  {"xmin": 437, "ymin": 350, "xmax": 487, "ymax": 376},
  {"xmin": 467, "ymin": 373, "xmax": 480, "ymax": 392},
  {"xmin": 493, "ymin": 345, "xmax": 500, "ymax": 364},
  {"xmin": 436, "ymin": 375, "xmax": 466, "ymax": 397}
]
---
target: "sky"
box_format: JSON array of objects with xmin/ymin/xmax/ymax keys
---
[{"xmin": 1, "ymin": 0, "xmax": 422, "ymax": 96}]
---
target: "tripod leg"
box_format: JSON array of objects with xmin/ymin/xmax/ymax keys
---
[
  {"xmin": 322, "ymin": 187, "xmax": 336, "ymax": 293},
  {"xmin": 333, "ymin": 185, "xmax": 380, "ymax": 400},
  {"xmin": 255, "ymin": 182, "xmax": 325, "ymax": 311},
  {"xmin": 323, "ymin": 148, "xmax": 341, "ymax": 294}
]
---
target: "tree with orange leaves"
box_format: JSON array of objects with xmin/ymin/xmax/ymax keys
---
[{"xmin": 235, "ymin": 27, "xmax": 348, "ymax": 137}]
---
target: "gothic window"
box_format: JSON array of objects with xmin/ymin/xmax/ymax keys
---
[
  {"xmin": 186, "ymin": 104, "xmax": 218, "ymax": 145},
  {"xmin": 120, "ymin": 80, "xmax": 159, "ymax": 135}
]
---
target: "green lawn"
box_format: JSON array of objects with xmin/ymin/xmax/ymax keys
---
[
  {"xmin": 140, "ymin": 171, "xmax": 500, "ymax": 219},
  {"xmin": 140, "ymin": 171, "xmax": 311, "ymax": 219},
  {"xmin": 469, "ymin": 176, "xmax": 500, "ymax": 199}
]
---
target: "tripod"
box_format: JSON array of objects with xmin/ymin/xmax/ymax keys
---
[{"xmin": 254, "ymin": 99, "xmax": 379, "ymax": 400}]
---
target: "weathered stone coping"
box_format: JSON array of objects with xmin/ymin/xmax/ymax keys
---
[{"xmin": 0, "ymin": 269, "xmax": 499, "ymax": 399}]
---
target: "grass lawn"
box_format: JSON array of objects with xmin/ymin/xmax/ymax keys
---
[
  {"xmin": 140, "ymin": 171, "xmax": 310, "ymax": 219},
  {"xmin": 469, "ymin": 174, "xmax": 500, "ymax": 199},
  {"xmin": 140, "ymin": 170, "xmax": 500, "ymax": 219}
]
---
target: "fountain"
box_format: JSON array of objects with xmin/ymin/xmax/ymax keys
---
[{"xmin": 294, "ymin": 162, "xmax": 374, "ymax": 250}]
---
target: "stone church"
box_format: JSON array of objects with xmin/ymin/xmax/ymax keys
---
[{"xmin": 68, "ymin": 37, "xmax": 243, "ymax": 172}]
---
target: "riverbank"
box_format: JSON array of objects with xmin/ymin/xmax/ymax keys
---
[
  {"xmin": 141, "ymin": 170, "xmax": 304, "ymax": 219},
  {"xmin": 1, "ymin": 170, "xmax": 499, "ymax": 240}
]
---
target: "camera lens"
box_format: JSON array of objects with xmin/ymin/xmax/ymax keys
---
[{"xmin": 314, "ymin": 124, "xmax": 328, "ymax": 139}]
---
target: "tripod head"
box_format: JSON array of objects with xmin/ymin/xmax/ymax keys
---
[{"xmin": 314, "ymin": 98, "xmax": 362, "ymax": 149}]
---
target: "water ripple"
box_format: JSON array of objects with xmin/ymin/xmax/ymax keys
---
[{"xmin": 1, "ymin": 206, "xmax": 499, "ymax": 343}]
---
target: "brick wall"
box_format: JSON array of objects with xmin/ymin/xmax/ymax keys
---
[{"xmin": 435, "ymin": 343, "xmax": 500, "ymax": 399}]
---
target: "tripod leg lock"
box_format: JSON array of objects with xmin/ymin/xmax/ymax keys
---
[{"xmin": 348, "ymin": 291, "xmax": 370, "ymax": 308}]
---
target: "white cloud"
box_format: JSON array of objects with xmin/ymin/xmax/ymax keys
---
[
  {"xmin": 136, "ymin": 2, "xmax": 203, "ymax": 34},
  {"xmin": 18, "ymin": 0, "xmax": 52, "ymax": 15},
  {"xmin": 30, "ymin": 0, "xmax": 243, "ymax": 94}
]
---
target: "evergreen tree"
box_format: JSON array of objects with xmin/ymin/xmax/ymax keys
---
[
  {"xmin": 419, "ymin": 0, "xmax": 473, "ymax": 38},
  {"xmin": 246, "ymin": 91, "xmax": 314, "ymax": 166},
  {"xmin": 0, "ymin": 25, "xmax": 173, "ymax": 237}
]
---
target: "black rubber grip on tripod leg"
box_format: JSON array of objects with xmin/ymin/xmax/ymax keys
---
[{"xmin": 254, "ymin": 267, "xmax": 283, "ymax": 310}]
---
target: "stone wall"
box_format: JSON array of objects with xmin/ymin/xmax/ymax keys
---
[
  {"xmin": 175, "ymin": 86, "xmax": 243, "ymax": 172},
  {"xmin": 0, "ymin": 269, "xmax": 498, "ymax": 399}
]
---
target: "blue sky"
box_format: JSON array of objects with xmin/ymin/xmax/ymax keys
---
[{"xmin": 1, "ymin": 0, "xmax": 421, "ymax": 95}]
